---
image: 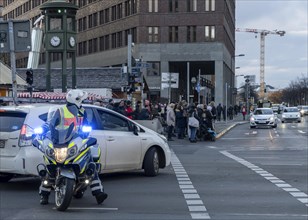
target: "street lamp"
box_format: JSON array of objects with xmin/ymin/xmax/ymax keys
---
[{"xmin": 231, "ymin": 54, "xmax": 245, "ymax": 105}]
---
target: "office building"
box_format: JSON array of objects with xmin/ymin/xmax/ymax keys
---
[{"xmin": 1, "ymin": 0, "xmax": 236, "ymax": 105}]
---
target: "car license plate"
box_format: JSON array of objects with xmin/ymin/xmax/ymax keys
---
[
  {"xmin": 0, "ymin": 140, "xmax": 5, "ymax": 148},
  {"xmin": 258, "ymin": 121, "xmax": 266, "ymax": 124}
]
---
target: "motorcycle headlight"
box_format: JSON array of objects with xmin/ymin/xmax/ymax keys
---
[
  {"xmin": 46, "ymin": 148, "xmax": 54, "ymax": 157},
  {"xmin": 54, "ymin": 148, "xmax": 68, "ymax": 163},
  {"xmin": 68, "ymin": 145, "xmax": 78, "ymax": 157}
]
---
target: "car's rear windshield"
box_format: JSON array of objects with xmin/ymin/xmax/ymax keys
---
[
  {"xmin": 0, "ymin": 111, "xmax": 27, "ymax": 132},
  {"xmin": 284, "ymin": 108, "xmax": 299, "ymax": 112},
  {"xmin": 254, "ymin": 109, "xmax": 273, "ymax": 115}
]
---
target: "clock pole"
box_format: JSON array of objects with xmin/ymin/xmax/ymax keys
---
[{"xmin": 40, "ymin": 0, "xmax": 78, "ymax": 92}]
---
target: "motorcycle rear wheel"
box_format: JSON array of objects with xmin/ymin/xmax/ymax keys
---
[{"xmin": 55, "ymin": 178, "xmax": 75, "ymax": 211}]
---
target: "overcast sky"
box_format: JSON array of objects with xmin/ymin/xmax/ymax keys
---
[{"xmin": 235, "ymin": 0, "xmax": 308, "ymax": 89}]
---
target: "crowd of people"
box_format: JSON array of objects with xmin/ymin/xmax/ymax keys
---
[{"xmin": 94, "ymin": 98, "xmax": 248, "ymax": 143}]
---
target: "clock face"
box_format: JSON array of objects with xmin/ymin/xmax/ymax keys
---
[
  {"xmin": 50, "ymin": 36, "xmax": 61, "ymax": 47},
  {"xmin": 69, "ymin": 36, "xmax": 75, "ymax": 47}
]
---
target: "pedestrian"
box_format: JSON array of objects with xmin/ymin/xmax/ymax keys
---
[
  {"xmin": 228, "ymin": 105, "xmax": 234, "ymax": 120},
  {"xmin": 113, "ymin": 100, "xmax": 126, "ymax": 116},
  {"xmin": 166, "ymin": 103, "xmax": 176, "ymax": 141},
  {"xmin": 125, "ymin": 100, "xmax": 133, "ymax": 119},
  {"xmin": 106, "ymin": 99, "xmax": 114, "ymax": 109},
  {"xmin": 175, "ymin": 104, "xmax": 186, "ymax": 139},
  {"xmin": 222, "ymin": 105, "xmax": 226, "ymax": 121},
  {"xmin": 241, "ymin": 105, "xmax": 247, "ymax": 120},
  {"xmin": 216, "ymin": 103, "xmax": 222, "ymax": 121},
  {"xmin": 188, "ymin": 104, "xmax": 200, "ymax": 143},
  {"xmin": 138, "ymin": 99, "xmax": 152, "ymax": 120}
]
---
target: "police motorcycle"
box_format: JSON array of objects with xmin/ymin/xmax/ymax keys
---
[{"xmin": 32, "ymin": 109, "xmax": 100, "ymax": 211}]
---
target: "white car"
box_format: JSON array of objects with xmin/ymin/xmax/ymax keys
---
[
  {"xmin": 0, "ymin": 104, "xmax": 171, "ymax": 182},
  {"xmin": 281, "ymin": 107, "xmax": 301, "ymax": 123},
  {"xmin": 250, "ymin": 108, "xmax": 278, "ymax": 129}
]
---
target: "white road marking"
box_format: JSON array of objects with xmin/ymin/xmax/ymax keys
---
[
  {"xmin": 298, "ymin": 130, "xmax": 306, "ymax": 134},
  {"xmin": 172, "ymin": 152, "xmax": 210, "ymax": 219},
  {"xmin": 207, "ymin": 146, "xmax": 217, "ymax": 149},
  {"xmin": 55, "ymin": 207, "xmax": 119, "ymax": 210},
  {"xmin": 282, "ymin": 188, "xmax": 300, "ymax": 192},
  {"xmin": 220, "ymin": 151, "xmax": 308, "ymax": 206}
]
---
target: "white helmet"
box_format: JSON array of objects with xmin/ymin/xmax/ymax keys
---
[{"xmin": 66, "ymin": 89, "xmax": 88, "ymax": 108}]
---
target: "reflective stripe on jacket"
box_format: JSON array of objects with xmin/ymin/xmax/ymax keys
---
[{"xmin": 57, "ymin": 106, "xmax": 84, "ymax": 131}]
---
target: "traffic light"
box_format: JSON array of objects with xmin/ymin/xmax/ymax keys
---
[{"xmin": 26, "ymin": 69, "xmax": 33, "ymax": 85}]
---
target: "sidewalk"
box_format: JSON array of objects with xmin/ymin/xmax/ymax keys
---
[{"xmin": 213, "ymin": 114, "xmax": 249, "ymax": 139}]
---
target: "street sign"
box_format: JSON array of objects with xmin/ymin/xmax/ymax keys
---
[
  {"xmin": 161, "ymin": 72, "xmax": 179, "ymax": 89},
  {"xmin": 0, "ymin": 20, "xmax": 31, "ymax": 53},
  {"xmin": 136, "ymin": 62, "xmax": 150, "ymax": 68},
  {"xmin": 131, "ymin": 67, "xmax": 141, "ymax": 77}
]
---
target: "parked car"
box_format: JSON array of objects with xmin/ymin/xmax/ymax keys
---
[
  {"xmin": 297, "ymin": 105, "xmax": 308, "ymax": 117},
  {"xmin": 271, "ymin": 104, "xmax": 279, "ymax": 113},
  {"xmin": 281, "ymin": 107, "xmax": 301, "ymax": 123},
  {"xmin": 0, "ymin": 104, "xmax": 171, "ymax": 182},
  {"xmin": 250, "ymin": 108, "xmax": 278, "ymax": 129}
]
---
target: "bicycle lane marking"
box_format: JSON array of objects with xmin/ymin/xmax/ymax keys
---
[
  {"xmin": 220, "ymin": 151, "xmax": 308, "ymax": 207},
  {"xmin": 171, "ymin": 152, "xmax": 211, "ymax": 219}
]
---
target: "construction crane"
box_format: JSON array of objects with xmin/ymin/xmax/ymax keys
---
[{"xmin": 236, "ymin": 28, "xmax": 286, "ymax": 99}]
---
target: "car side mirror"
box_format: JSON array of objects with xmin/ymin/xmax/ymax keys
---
[{"xmin": 133, "ymin": 124, "xmax": 139, "ymax": 136}]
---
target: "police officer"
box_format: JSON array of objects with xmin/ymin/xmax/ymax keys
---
[{"xmin": 39, "ymin": 89, "xmax": 108, "ymax": 205}]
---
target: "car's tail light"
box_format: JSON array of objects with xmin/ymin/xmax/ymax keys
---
[{"xmin": 19, "ymin": 124, "xmax": 34, "ymax": 147}]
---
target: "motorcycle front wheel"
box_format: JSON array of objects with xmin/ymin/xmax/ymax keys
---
[{"xmin": 55, "ymin": 177, "xmax": 75, "ymax": 211}]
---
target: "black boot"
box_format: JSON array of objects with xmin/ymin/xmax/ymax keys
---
[
  {"xmin": 95, "ymin": 192, "xmax": 108, "ymax": 204},
  {"xmin": 40, "ymin": 194, "xmax": 49, "ymax": 205}
]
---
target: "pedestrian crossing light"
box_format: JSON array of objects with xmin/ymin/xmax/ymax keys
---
[{"xmin": 26, "ymin": 69, "xmax": 33, "ymax": 85}]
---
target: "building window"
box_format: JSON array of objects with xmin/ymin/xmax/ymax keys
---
[
  {"xmin": 117, "ymin": 31, "xmax": 123, "ymax": 47},
  {"xmin": 105, "ymin": 8, "xmax": 110, "ymax": 23},
  {"xmin": 147, "ymin": 62, "xmax": 160, "ymax": 76},
  {"xmin": 105, "ymin": 35, "xmax": 110, "ymax": 50},
  {"xmin": 148, "ymin": 0, "xmax": 158, "ymax": 12},
  {"xmin": 99, "ymin": 36, "xmax": 105, "ymax": 51},
  {"xmin": 88, "ymin": 14, "xmax": 93, "ymax": 28},
  {"xmin": 169, "ymin": 0, "xmax": 179, "ymax": 13},
  {"xmin": 93, "ymin": 13, "xmax": 98, "ymax": 27},
  {"xmin": 111, "ymin": 33, "xmax": 116, "ymax": 49},
  {"xmin": 187, "ymin": 26, "xmax": 196, "ymax": 42},
  {"xmin": 205, "ymin": 25, "xmax": 215, "ymax": 41},
  {"xmin": 88, "ymin": 39, "xmax": 93, "ymax": 53},
  {"xmin": 125, "ymin": 0, "xmax": 131, "ymax": 16},
  {"xmin": 111, "ymin": 6, "xmax": 116, "ymax": 21},
  {"xmin": 99, "ymin": 10, "xmax": 104, "ymax": 24},
  {"xmin": 169, "ymin": 26, "xmax": 178, "ymax": 43},
  {"xmin": 187, "ymin": 0, "xmax": 197, "ymax": 12},
  {"xmin": 117, "ymin": 4, "xmax": 123, "ymax": 19},
  {"xmin": 205, "ymin": 0, "xmax": 215, "ymax": 11},
  {"xmin": 148, "ymin": 27, "xmax": 159, "ymax": 43}
]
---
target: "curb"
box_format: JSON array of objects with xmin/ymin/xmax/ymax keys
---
[{"xmin": 215, "ymin": 121, "xmax": 249, "ymax": 140}]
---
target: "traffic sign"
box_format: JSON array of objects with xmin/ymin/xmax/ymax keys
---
[
  {"xmin": 136, "ymin": 62, "xmax": 150, "ymax": 68},
  {"xmin": 131, "ymin": 67, "xmax": 141, "ymax": 77}
]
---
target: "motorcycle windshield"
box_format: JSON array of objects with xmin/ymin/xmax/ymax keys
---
[{"xmin": 53, "ymin": 123, "xmax": 76, "ymax": 145}]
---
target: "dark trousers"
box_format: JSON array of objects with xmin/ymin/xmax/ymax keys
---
[
  {"xmin": 167, "ymin": 125, "xmax": 174, "ymax": 140},
  {"xmin": 177, "ymin": 127, "xmax": 185, "ymax": 139}
]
